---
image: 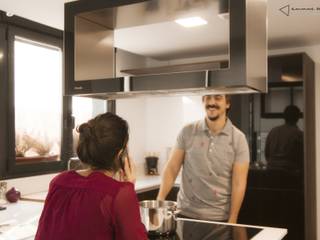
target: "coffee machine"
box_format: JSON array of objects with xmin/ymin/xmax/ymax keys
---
[{"xmin": 145, "ymin": 155, "xmax": 159, "ymax": 175}]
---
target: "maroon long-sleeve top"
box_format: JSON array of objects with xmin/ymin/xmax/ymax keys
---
[{"xmin": 35, "ymin": 171, "xmax": 147, "ymax": 240}]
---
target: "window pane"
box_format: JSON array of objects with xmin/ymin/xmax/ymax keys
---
[
  {"xmin": 72, "ymin": 97, "xmax": 107, "ymax": 153},
  {"xmin": 14, "ymin": 37, "xmax": 62, "ymax": 164}
]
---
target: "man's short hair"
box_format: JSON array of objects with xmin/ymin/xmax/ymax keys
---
[
  {"xmin": 202, "ymin": 94, "xmax": 231, "ymax": 104},
  {"xmin": 284, "ymin": 105, "xmax": 301, "ymax": 125}
]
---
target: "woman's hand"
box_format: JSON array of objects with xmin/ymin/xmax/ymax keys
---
[{"xmin": 120, "ymin": 156, "xmax": 136, "ymax": 184}]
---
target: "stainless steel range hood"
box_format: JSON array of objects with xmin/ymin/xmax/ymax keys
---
[{"xmin": 65, "ymin": 0, "xmax": 267, "ymax": 99}]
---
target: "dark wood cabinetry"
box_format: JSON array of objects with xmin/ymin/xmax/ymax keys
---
[
  {"xmin": 239, "ymin": 169, "xmax": 304, "ymax": 240},
  {"xmin": 238, "ymin": 52, "xmax": 316, "ymax": 240},
  {"xmin": 137, "ymin": 187, "xmax": 179, "ymax": 202},
  {"xmin": 261, "ymin": 53, "xmax": 304, "ymax": 118}
]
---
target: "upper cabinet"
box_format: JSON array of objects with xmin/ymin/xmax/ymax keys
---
[
  {"xmin": 64, "ymin": 0, "xmax": 267, "ymax": 99},
  {"xmin": 261, "ymin": 53, "xmax": 309, "ymax": 118}
]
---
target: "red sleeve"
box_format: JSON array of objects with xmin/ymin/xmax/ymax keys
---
[{"xmin": 113, "ymin": 183, "xmax": 148, "ymax": 240}]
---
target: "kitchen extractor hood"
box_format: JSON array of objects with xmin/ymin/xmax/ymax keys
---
[{"xmin": 64, "ymin": 0, "xmax": 267, "ymax": 99}]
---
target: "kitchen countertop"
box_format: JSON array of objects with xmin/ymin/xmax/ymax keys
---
[
  {"xmin": 20, "ymin": 175, "xmax": 180, "ymax": 201},
  {"xmin": 0, "ymin": 175, "xmax": 179, "ymax": 239},
  {"xmin": 0, "ymin": 201, "xmax": 287, "ymax": 240},
  {"xmin": 0, "ymin": 201, "xmax": 42, "ymax": 240}
]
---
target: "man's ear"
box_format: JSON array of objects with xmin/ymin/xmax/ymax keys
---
[{"xmin": 226, "ymin": 102, "xmax": 231, "ymax": 112}]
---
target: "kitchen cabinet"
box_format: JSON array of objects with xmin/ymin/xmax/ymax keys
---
[
  {"xmin": 236, "ymin": 53, "xmax": 316, "ymax": 240},
  {"xmin": 239, "ymin": 168, "xmax": 304, "ymax": 240},
  {"xmin": 261, "ymin": 53, "xmax": 304, "ymax": 118}
]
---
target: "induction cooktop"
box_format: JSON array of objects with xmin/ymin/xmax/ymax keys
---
[{"xmin": 148, "ymin": 219, "xmax": 262, "ymax": 240}]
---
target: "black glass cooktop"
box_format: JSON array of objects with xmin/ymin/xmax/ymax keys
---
[{"xmin": 148, "ymin": 219, "xmax": 262, "ymax": 240}]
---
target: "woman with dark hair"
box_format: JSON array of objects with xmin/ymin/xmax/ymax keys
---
[{"xmin": 35, "ymin": 112, "xmax": 147, "ymax": 240}]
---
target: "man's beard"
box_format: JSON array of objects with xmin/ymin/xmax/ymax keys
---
[
  {"xmin": 208, "ymin": 115, "xmax": 220, "ymax": 121},
  {"xmin": 206, "ymin": 104, "xmax": 220, "ymax": 121}
]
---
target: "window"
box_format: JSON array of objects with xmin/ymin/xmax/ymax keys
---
[
  {"xmin": 14, "ymin": 37, "xmax": 63, "ymax": 164},
  {"xmin": 0, "ymin": 13, "xmax": 70, "ymax": 178},
  {"xmin": 72, "ymin": 97, "xmax": 107, "ymax": 154}
]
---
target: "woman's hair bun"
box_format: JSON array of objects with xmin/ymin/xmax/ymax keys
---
[
  {"xmin": 77, "ymin": 123, "xmax": 92, "ymax": 139},
  {"xmin": 76, "ymin": 112, "xmax": 129, "ymax": 171}
]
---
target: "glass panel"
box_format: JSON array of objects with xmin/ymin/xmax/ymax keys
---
[
  {"xmin": 72, "ymin": 97, "xmax": 107, "ymax": 153},
  {"xmin": 264, "ymin": 87, "xmax": 291, "ymax": 113},
  {"xmin": 75, "ymin": 0, "xmax": 230, "ymax": 80},
  {"xmin": 14, "ymin": 37, "xmax": 62, "ymax": 164},
  {"xmin": 293, "ymin": 86, "xmax": 303, "ymax": 112}
]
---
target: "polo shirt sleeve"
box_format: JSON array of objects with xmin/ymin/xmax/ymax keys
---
[
  {"xmin": 175, "ymin": 126, "xmax": 187, "ymax": 150},
  {"xmin": 235, "ymin": 133, "xmax": 250, "ymax": 163}
]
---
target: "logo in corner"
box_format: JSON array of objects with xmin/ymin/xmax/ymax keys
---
[{"xmin": 279, "ymin": 4, "xmax": 290, "ymax": 16}]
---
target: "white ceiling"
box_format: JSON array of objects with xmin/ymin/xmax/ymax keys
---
[
  {"xmin": 0, "ymin": 0, "xmax": 319, "ymax": 53},
  {"xmin": 0, "ymin": 0, "xmax": 74, "ymax": 30},
  {"xmin": 268, "ymin": 0, "xmax": 320, "ymax": 49}
]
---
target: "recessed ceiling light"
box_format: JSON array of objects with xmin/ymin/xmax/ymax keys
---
[
  {"xmin": 175, "ymin": 17, "xmax": 207, "ymax": 28},
  {"xmin": 6, "ymin": 12, "xmax": 14, "ymax": 17}
]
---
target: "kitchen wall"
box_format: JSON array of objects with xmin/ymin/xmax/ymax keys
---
[
  {"xmin": 144, "ymin": 96, "xmax": 204, "ymax": 173},
  {"xmin": 116, "ymin": 98, "xmax": 147, "ymax": 176},
  {"xmin": 116, "ymin": 96, "xmax": 204, "ymax": 175}
]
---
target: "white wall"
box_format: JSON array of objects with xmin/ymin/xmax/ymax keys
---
[
  {"xmin": 0, "ymin": 0, "xmax": 71, "ymax": 30},
  {"xmin": 116, "ymin": 96, "xmax": 204, "ymax": 175},
  {"xmin": 116, "ymin": 98, "xmax": 147, "ymax": 176},
  {"xmin": 144, "ymin": 96, "xmax": 183, "ymax": 174},
  {"xmin": 144, "ymin": 96, "xmax": 204, "ymax": 174}
]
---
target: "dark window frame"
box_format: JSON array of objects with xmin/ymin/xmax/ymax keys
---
[{"xmin": 0, "ymin": 11, "xmax": 73, "ymax": 179}]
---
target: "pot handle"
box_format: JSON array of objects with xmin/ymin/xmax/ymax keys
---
[{"xmin": 168, "ymin": 208, "xmax": 181, "ymax": 220}]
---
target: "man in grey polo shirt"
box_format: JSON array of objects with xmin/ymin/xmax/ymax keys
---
[{"xmin": 157, "ymin": 94, "xmax": 250, "ymax": 223}]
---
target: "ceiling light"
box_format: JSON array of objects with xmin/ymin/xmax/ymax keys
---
[
  {"xmin": 175, "ymin": 17, "xmax": 207, "ymax": 28},
  {"xmin": 6, "ymin": 12, "xmax": 14, "ymax": 17}
]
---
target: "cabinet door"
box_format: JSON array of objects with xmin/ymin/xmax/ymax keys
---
[
  {"xmin": 64, "ymin": 4, "xmax": 123, "ymax": 96},
  {"xmin": 261, "ymin": 53, "xmax": 304, "ymax": 118}
]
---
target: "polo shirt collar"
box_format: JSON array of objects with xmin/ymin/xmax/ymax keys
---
[{"xmin": 201, "ymin": 118, "xmax": 233, "ymax": 136}]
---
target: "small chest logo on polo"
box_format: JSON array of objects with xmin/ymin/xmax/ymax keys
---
[{"xmin": 200, "ymin": 142, "xmax": 205, "ymax": 147}]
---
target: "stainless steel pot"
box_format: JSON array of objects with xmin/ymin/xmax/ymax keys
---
[{"xmin": 139, "ymin": 200, "xmax": 178, "ymax": 236}]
